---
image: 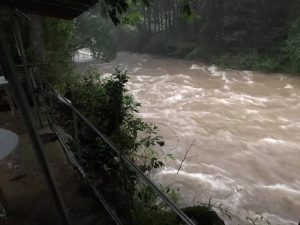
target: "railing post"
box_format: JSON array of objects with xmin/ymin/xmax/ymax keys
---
[{"xmin": 72, "ymin": 111, "xmax": 80, "ymax": 163}]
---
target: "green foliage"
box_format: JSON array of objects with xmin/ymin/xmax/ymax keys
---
[
  {"xmin": 284, "ymin": 18, "xmax": 300, "ymax": 73},
  {"xmin": 75, "ymin": 5, "xmax": 117, "ymax": 61},
  {"xmin": 142, "ymin": 33, "xmax": 194, "ymax": 57},
  {"xmin": 145, "ymin": 33, "xmax": 170, "ymax": 53},
  {"xmin": 254, "ymin": 57, "xmax": 281, "ymax": 72},
  {"xmin": 73, "ymin": 0, "xmax": 160, "ymax": 60},
  {"xmin": 99, "ymin": 0, "xmax": 151, "ymax": 25},
  {"xmin": 133, "ymin": 192, "xmax": 227, "ymax": 225},
  {"xmin": 185, "ymin": 48, "xmax": 210, "ymax": 61},
  {"xmin": 66, "ymin": 67, "xmax": 161, "ymax": 156},
  {"xmin": 133, "ymin": 185, "xmax": 181, "ymax": 225},
  {"xmin": 64, "ymin": 67, "xmax": 164, "ymax": 209},
  {"xmin": 167, "ymin": 42, "xmax": 195, "ymax": 57},
  {"xmin": 212, "ymin": 53, "xmax": 259, "ymax": 70},
  {"xmin": 43, "ymin": 18, "xmax": 76, "ymax": 87},
  {"xmin": 122, "ymin": 12, "xmax": 143, "ymax": 26},
  {"xmin": 113, "ymin": 26, "xmax": 141, "ymax": 51},
  {"xmin": 211, "ymin": 53, "xmax": 284, "ymax": 72}
]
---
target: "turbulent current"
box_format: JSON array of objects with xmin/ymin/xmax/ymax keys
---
[{"xmin": 78, "ymin": 52, "xmax": 300, "ymax": 225}]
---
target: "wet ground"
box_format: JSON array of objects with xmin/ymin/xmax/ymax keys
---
[{"xmin": 0, "ymin": 111, "xmax": 111, "ymax": 225}]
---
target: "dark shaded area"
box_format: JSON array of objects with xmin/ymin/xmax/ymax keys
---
[
  {"xmin": 0, "ymin": 91, "xmax": 12, "ymax": 112},
  {"xmin": 0, "ymin": 0, "xmax": 98, "ymax": 20},
  {"xmin": 40, "ymin": 133, "xmax": 58, "ymax": 144},
  {"xmin": 182, "ymin": 206, "xmax": 225, "ymax": 225}
]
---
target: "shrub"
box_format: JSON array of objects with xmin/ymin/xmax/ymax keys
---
[
  {"xmin": 254, "ymin": 57, "xmax": 281, "ymax": 72},
  {"xmin": 64, "ymin": 68, "xmax": 164, "ymax": 222},
  {"xmin": 43, "ymin": 18, "xmax": 75, "ymax": 87},
  {"xmin": 212, "ymin": 52, "xmax": 259, "ymax": 70},
  {"xmin": 168, "ymin": 41, "xmax": 196, "ymax": 57},
  {"xmin": 145, "ymin": 32, "xmax": 170, "ymax": 53},
  {"xmin": 185, "ymin": 47, "xmax": 210, "ymax": 61},
  {"xmin": 284, "ymin": 18, "xmax": 300, "ymax": 73},
  {"xmin": 113, "ymin": 26, "xmax": 141, "ymax": 51}
]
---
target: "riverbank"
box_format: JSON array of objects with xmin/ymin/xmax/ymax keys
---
[{"xmin": 116, "ymin": 48, "xmax": 298, "ymax": 75}]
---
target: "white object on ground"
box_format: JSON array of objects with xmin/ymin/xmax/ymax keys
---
[{"xmin": 0, "ymin": 128, "xmax": 19, "ymax": 160}]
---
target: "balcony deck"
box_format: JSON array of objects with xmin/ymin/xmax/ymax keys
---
[{"xmin": 0, "ymin": 111, "xmax": 112, "ymax": 225}]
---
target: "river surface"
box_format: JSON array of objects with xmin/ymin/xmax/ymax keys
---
[{"xmin": 78, "ymin": 52, "xmax": 300, "ymax": 225}]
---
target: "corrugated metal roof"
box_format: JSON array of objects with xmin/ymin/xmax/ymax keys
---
[{"xmin": 0, "ymin": 0, "xmax": 98, "ymax": 19}]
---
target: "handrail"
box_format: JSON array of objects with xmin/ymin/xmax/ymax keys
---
[
  {"xmin": 48, "ymin": 118, "xmax": 123, "ymax": 225},
  {"xmin": 42, "ymin": 80, "xmax": 196, "ymax": 225},
  {"xmin": 36, "ymin": 78, "xmax": 122, "ymax": 225}
]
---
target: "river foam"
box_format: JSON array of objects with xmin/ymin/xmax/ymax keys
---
[{"xmin": 92, "ymin": 52, "xmax": 300, "ymax": 225}]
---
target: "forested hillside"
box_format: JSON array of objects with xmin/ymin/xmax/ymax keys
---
[{"xmin": 114, "ymin": 0, "xmax": 300, "ymax": 73}]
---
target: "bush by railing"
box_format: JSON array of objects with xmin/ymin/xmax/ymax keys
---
[{"xmin": 37, "ymin": 68, "xmax": 197, "ymax": 225}]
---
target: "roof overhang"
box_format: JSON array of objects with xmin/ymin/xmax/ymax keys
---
[{"xmin": 0, "ymin": 0, "xmax": 98, "ymax": 20}]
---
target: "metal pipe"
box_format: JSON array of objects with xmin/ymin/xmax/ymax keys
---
[
  {"xmin": 15, "ymin": 63, "xmax": 48, "ymax": 68},
  {"xmin": 10, "ymin": 10, "xmax": 43, "ymax": 127},
  {"xmin": 72, "ymin": 111, "xmax": 80, "ymax": 163},
  {"xmin": 0, "ymin": 30, "xmax": 71, "ymax": 225}
]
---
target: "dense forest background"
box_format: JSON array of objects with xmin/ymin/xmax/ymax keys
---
[
  {"xmin": 1, "ymin": 0, "xmax": 300, "ymax": 81},
  {"xmin": 107, "ymin": 0, "xmax": 300, "ymax": 73}
]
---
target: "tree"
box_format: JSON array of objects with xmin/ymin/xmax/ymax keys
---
[{"xmin": 73, "ymin": 4, "xmax": 117, "ymax": 61}]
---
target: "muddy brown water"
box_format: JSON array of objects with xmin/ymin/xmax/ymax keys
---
[{"xmin": 77, "ymin": 52, "xmax": 300, "ymax": 225}]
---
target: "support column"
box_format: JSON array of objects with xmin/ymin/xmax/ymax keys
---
[
  {"xmin": 0, "ymin": 29, "xmax": 71, "ymax": 225},
  {"xmin": 10, "ymin": 10, "xmax": 43, "ymax": 127}
]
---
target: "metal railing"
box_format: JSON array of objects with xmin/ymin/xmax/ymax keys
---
[{"xmin": 35, "ymin": 75, "xmax": 196, "ymax": 225}]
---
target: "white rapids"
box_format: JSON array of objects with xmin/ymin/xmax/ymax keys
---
[{"xmin": 77, "ymin": 52, "xmax": 300, "ymax": 225}]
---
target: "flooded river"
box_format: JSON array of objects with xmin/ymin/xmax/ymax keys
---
[{"xmin": 79, "ymin": 52, "xmax": 300, "ymax": 225}]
